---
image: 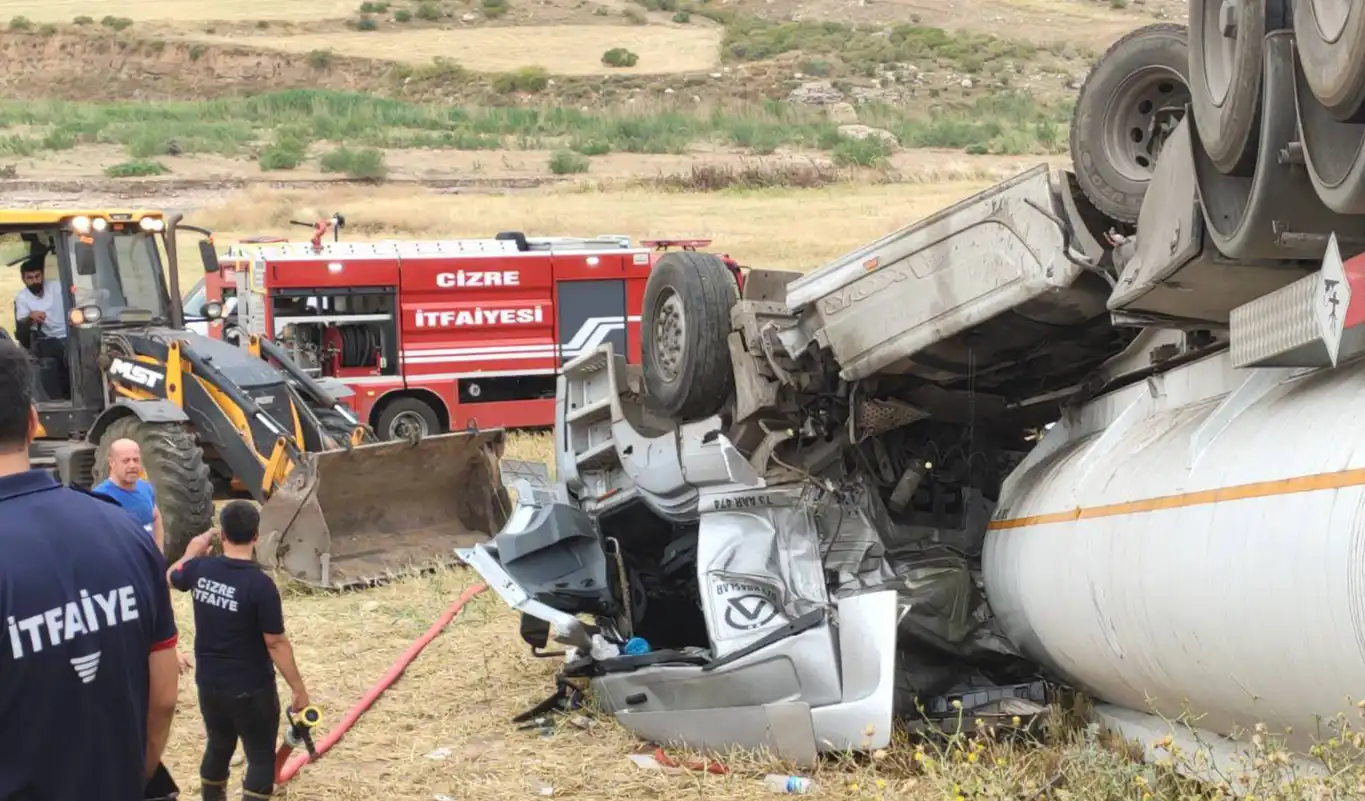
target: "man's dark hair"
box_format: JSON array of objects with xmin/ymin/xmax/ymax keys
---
[
  {"xmin": 219, "ymin": 500, "xmax": 261, "ymax": 545},
  {"xmin": 0, "ymin": 340, "xmax": 33, "ymax": 451}
]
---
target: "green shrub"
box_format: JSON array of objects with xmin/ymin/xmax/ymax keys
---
[
  {"xmin": 571, "ymin": 138, "xmax": 611, "ymax": 156},
  {"xmin": 481, "ymin": 0, "xmax": 509, "ymax": 17},
  {"xmin": 258, "ymin": 129, "xmax": 309, "ymax": 171},
  {"xmin": 8, "ymin": 16, "xmax": 31, "ymax": 31},
  {"xmin": 104, "ymin": 160, "xmax": 169, "ymax": 178},
  {"xmin": 491, "ymin": 66, "xmax": 549, "ymax": 94},
  {"xmin": 601, "ymin": 48, "xmax": 639, "ymax": 68},
  {"xmin": 415, "ymin": 0, "xmax": 441, "ymax": 19},
  {"xmin": 394, "ymin": 9, "xmax": 412, "ymax": 21},
  {"xmin": 355, "ymin": 15, "xmax": 379, "ymax": 30},
  {"xmin": 359, "ymin": 1, "xmax": 390, "ymax": 11},
  {"xmin": 672, "ymin": 10, "xmax": 690, "ymax": 22},
  {"xmin": 73, "ymin": 15, "xmax": 93, "ymax": 25},
  {"xmin": 831, "ymin": 136, "xmax": 891, "ymax": 167},
  {"xmin": 319, "ymin": 146, "xmax": 387, "ymax": 180},
  {"xmin": 100, "ymin": 15, "xmax": 133, "ymax": 30},
  {"xmin": 548, "ymin": 150, "xmax": 589, "ymax": 175},
  {"xmin": 307, "ymin": 49, "xmax": 334, "ymax": 69}
]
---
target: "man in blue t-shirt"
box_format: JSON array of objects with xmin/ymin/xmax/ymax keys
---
[
  {"xmin": 93, "ymin": 438, "xmax": 164, "ymax": 552},
  {"xmin": 0, "ymin": 340, "xmax": 182, "ymax": 801}
]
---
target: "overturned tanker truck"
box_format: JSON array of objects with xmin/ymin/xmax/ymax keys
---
[{"xmin": 460, "ymin": 1, "xmax": 1365, "ymax": 777}]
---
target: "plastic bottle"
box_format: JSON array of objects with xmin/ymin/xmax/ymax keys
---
[{"xmin": 763, "ymin": 774, "xmax": 814, "ymax": 794}]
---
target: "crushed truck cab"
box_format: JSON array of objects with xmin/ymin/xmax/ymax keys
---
[{"xmin": 465, "ymin": 8, "xmax": 1365, "ymax": 779}]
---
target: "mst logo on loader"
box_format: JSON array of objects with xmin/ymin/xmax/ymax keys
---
[
  {"xmin": 108, "ymin": 358, "xmax": 165, "ymax": 390},
  {"xmin": 436, "ymin": 270, "xmax": 521, "ymax": 288}
]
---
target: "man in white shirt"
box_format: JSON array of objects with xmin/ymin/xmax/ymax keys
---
[{"xmin": 13, "ymin": 259, "xmax": 70, "ymax": 398}]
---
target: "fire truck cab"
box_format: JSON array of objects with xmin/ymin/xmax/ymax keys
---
[{"xmin": 219, "ymin": 232, "xmax": 740, "ymax": 439}]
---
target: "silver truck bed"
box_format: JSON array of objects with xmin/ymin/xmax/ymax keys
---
[{"xmin": 783, "ymin": 165, "xmax": 1104, "ymax": 382}]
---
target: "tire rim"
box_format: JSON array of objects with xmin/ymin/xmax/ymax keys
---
[
  {"xmin": 388, "ymin": 410, "xmax": 429, "ymax": 440},
  {"xmin": 1201, "ymin": 0, "xmax": 1238, "ymax": 107},
  {"xmin": 1311, "ymin": 0, "xmax": 1350, "ymax": 43},
  {"xmin": 1104, "ymin": 67, "xmax": 1190, "ymax": 182},
  {"xmin": 652, "ymin": 288, "xmax": 686, "ymax": 383}
]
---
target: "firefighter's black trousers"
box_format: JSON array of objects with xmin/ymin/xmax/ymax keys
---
[{"xmin": 196, "ymin": 685, "xmax": 279, "ymax": 801}]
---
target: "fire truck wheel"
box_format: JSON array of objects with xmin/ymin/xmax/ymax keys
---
[
  {"xmin": 641, "ymin": 251, "xmax": 739, "ymax": 421},
  {"xmin": 376, "ymin": 397, "xmax": 442, "ymax": 442}
]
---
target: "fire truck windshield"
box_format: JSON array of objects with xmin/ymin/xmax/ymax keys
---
[{"xmin": 64, "ymin": 230, "xmax": 168, "ymax": 323}]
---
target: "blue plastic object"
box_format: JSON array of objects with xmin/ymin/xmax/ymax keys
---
[{"xmin": 623, "ymin": 637, "xmax": 651, "ymax": 655}]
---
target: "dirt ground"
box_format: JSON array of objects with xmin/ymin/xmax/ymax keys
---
[{"xmin": 183, "ymin": 24, "xmax": 726, "ymax": 75}]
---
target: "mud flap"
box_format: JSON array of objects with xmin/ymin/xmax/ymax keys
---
[{"xmin": 256, "ymin": 430, "xmax": 511, "ymax": 589}]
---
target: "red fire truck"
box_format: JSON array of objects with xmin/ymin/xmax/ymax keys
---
[{"xmin": 189, "ymin": 230, "xmax": 742, "ymax": 439}]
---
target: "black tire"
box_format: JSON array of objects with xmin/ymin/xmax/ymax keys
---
[
  {"xmin": 94, "ymin": 416, "xmax": 214, "ymax": 563},
  {"xmin": 315, "ymin": 408, "xmax": 378, "ymax": 447},
  {"xmin": 375, "ymin": 396, "xmax": 442, "ymax": 442},
  {"xmin": 1294, "ymin": 0, "xmax": 1365, "ymax": 123},
  {"xmin": 1189, "ymin": 0, "xmax": 1287, "ymax": 176},
  {"xmin": 1071, "ymin": 23, "xmax": 1191, "ymax": 223},
  {"xmin": 641, "ymin": 251, "xmax": 739, "ymax": 420}
]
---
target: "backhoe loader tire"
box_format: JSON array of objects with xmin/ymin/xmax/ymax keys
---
[
  {"xmin": 641, "ymin": 251, "xmax": 739, "ymax": 421},
  {"xmin": 93, "ymin": 416, "xmax": 214, "ymax": 563},
  {"xmin": 1071, "ymin": 23, "xmax": 1190, "ymax": 223},
  {"xmin": 376, "ymin": 397, "xmax": 442, "ymax": 442}
]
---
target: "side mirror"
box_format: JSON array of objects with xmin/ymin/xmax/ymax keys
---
[
  {"xmin": 199, "ymin": 240, "xmax": 220, "ymax": 274},
  {"xmin": 200, "ymin": 301, "xmax": 224, "ymax": 321},
  {"xmin": 74, "ymin": 234, "xmax": 99, "ymax": 276}
]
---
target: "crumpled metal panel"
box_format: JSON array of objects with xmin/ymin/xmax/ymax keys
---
[{"xmin": 785, "ymin": 165, "xmax": 1091, "ymax": 382}]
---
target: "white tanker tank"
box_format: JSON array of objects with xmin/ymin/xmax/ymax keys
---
[{"xmin": 984, "ymin": 246, "xmax": 1365, "ymax": 757}]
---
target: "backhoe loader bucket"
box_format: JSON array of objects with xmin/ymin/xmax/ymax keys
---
[{"xmin": 256, "ymin": 430, "xmax": 510, "ymax": 589}]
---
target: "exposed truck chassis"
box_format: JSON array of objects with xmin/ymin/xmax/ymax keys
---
[{"xmin": 460, "ymin": 1, "xmax": 1365, "ymax": 776}]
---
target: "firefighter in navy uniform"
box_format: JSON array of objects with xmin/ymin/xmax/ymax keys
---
[{"xmin": 0, "ymin": 340, "xmax": 182, "ymax": 801}]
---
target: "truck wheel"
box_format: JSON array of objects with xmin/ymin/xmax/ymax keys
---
[
  {"xmin": 1071, "ymin": 23, "xmax": 1191, "ymax": 223},
  {"xmin": 94, "ymin": 416, "xmax": 215, "ymax": 563},
  {"xmin": 1189, "ymin": 0, "xmax": 1287, "ymax": 176},
  {"xmin": 641, "ymin": 251, "xmax": 739, "ymax": 420},
  {"xmin": 1294, "ymin": 0, "xmax": 1365, "ymax": 122},
  {"xmin": 375, "ymin": 397, "xmax": 441, "ymax": 442}
]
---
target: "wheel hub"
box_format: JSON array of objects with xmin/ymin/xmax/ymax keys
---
[
  {"xmin": 652, "ymin": 290, "xmax": 686, "ymax": 382},
  {"xmin": 390, "ymin": 410, "xmax": 429, "ymax": 440},
  {"xmin": 1109, "ymin": 68, "xmax": 1191, "ymax": 181},
  {"xmin": 1201, "ymin": 0, "xmax": 1240, "ymax": 107},
  {"xmin": 1312, "ymin": 0, "xmax": 1351, "ymax": 44}
]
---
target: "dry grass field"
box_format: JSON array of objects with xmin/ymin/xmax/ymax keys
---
[
  {"xmin": 6, "ymin": 183, "xmax": 1365, "ymax": 801},
  {"xmin": 185, "ymin": 25, "xmax": 726, "ymax": 75},
  {"xmin": 0, "ymin": 0, "xmax": 366, "ymax": 23}
]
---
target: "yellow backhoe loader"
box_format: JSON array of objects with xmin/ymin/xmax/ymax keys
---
[{"xmin": 3, "ymin": 209, "xmax": 508, "ymax": 588}]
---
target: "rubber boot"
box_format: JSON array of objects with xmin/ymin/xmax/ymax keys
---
[{"xmin": 200, "ymin": 778, "xmax": 228, "ymax": 801}]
